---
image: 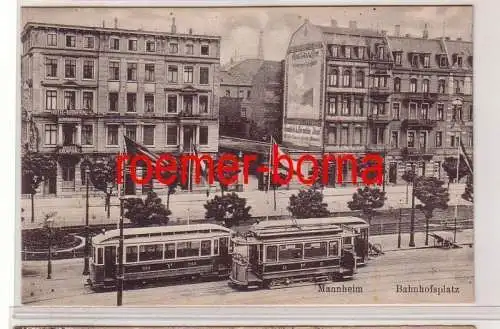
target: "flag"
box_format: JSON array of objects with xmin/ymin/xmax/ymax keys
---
[
  {"xmin": 459, "ymin": 140, "xmax": 473, "ymax": 175},
  {"xmin": 192, "ymin": 143, "xmax": 208, "ymax": 177},
  {"xmin": 123, "ymin": 135, "xmax": 161, "ymax": 166},
  {"xmin": 271, "ymin": 137, "xmax": 309, "ymax": 177}
]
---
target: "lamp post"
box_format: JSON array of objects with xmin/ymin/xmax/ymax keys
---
[
  {"xmin": 398, "ymin": 199, "xmax": 404, "ymax": 249},
  {"xmin": 83, "ymin": 167, "xmax": 90, "ymax": 275},
  {"xmin": 409, "ymin": 162, "xmax": 416, "ymax": 247},
  {"xmin": 117, "ymin": 195, "xmax": 125, "ymax": 306},
  {"xmin": 45, "ymin": 217, "xmax": 54, "ymax": 279},
  {"xmin": 450, "ymin": 99, "xmax": 464, "ymax": 244}
]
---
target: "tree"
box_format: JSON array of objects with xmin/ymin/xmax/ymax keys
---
[
  {"xmin": 288, "ymin": 188, "xmax": 330, "ymax": 219},
  {"xmin": 347, "ymin": 186, "xmax": 386, "ymax": 224},
  {"xmin": 21, "ymin": 151, "xmax": 57, "ymax": 222},
  {"xmin": 123, "ymin": 191, "xmax": 171, "ymax": 227},
  {"xmin": 158, "ymin": 168, "xmax": 180, "ymax": 210},
  {"xmin": 89, "ymin": 157, "xmax": 116, "ymax": 218},
  {"xmin": 442, "ymin": 157, "xmax": 470, "ymax": 188},
  {"xmin": 414, "ymin": 177, "xmax": 449, "ymax": 245},
  {"xmin": 204, "ymin": 192, "xmax": 252, "ymax": 227},
  {"xmin": 462, "ymin": 174, "xmax": 473, "ymax": 203}
]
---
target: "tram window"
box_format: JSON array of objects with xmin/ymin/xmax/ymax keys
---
[
  {"xmin": 201, "ymin": 240, "xmax": 211, "ymax": 256},
  {"xmin": 266, "ymin": 245, "xmax": 278, "ymax": 262},
  {"xmin": 97, "ymin": 247, "xmax": 103, "ymax": 264},
  {"xmin": 278, "ymin": 244, "xmax": 303, "ymax": 260},
  {"xmin": 343, "ymin": 237, "xmax": 353, "ymax": 245},
  {"xmin": 214, "ymin": 239, "xmax": 219, "ymax": 255},
  {"xmin": 177, "ymin": 241, "xmax": 201, "ymax": 257},
  {"xmin": 125, "ymin": 246, "xmax": 138, "ymax": 263},
  {"xmin": 220, "ymin": 237, "xmax": 229, "ymax": 255},
  {"xmin": 139, "ymin": 244, "xmax": 163, "ymax": 261},
  {"xmin": 164, "ymin": 243, "xmax": 175, "ymax": 259},
  {"xmin": 329, "ymin": 241, "xmax": 339, "ymax": 257},
  {"xmin": 304, "ymin": 242, "xmax": 327, "ymax": 258}
]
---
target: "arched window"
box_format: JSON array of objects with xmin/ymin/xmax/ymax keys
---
[
  {"xmin": 343, "ymin": 70, "xmax": 351, "ymax": 87},
  {"xmin": 394, "ymin": 77, "xmax": 401, "ymax": 92},
  {"xmin": 409, "ymin": 78, "xmax": 417, "ymax": 93},
  {"xmin": 355, "ymin": 71, "xmax": 364, "ymax": 88},
  {"xmin": 328, "ymin": 67, "xmax": 339, "ymax": 87},
  {"xmin": 422, "ymin": 79, "xmax": 430, "ymax": 93}
]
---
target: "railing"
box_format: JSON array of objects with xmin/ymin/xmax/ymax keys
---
[
  {"xmin": 402, "ymin": 118, "xmax": 437, "ymax": 128},
  {"xmin": 367, "ymin": 114, "xmax": 391, "ymax": 122}
]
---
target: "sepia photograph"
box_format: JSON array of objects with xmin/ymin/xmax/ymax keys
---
[
  {"xmin": 11, "ymin": 326, "xmax": 479, "ymax": 329},
  {"xmin": 19, "ymin": 5, "xmax": 474, "ymax": 306}
]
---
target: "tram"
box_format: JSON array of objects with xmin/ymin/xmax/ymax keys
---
[
  {"xmin": 88, "ymin": 223, "xmax": 233, "ymax": 290},
  {"xmin": 229, "ymin": 217, "xmax": 359, "ymax": 289},
  {"xmin": 323, "ymin": 217, "xmax": 370, "ymax": 265}
]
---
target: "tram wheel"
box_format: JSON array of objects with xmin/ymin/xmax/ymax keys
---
[
  {"xmin": 267, "ymin": 279, "xmax": 279, "ymax": 289},
  {"xmin": 328, "ymin": 272, "xmax": 341, "ymax": 282}
]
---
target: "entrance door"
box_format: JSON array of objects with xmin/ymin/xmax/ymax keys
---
[
  {"xmin": 389, "ymin": 162, "xmax": 397, "ymax": 184},
  {"xmin": 103, "ymin": 246, "xmax": 116, "ymax": 280},
  {"xmin": 183, "ymin": 126, "xmax": 193, "ymax": 151}
]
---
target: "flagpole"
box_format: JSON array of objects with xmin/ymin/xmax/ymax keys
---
[
  {"xmin": 117, "ymin": 134, "xmax": 125, "ymax": 307},
  {"xmin": 188, "ymin": 142, "xmax": 192, "ymax": 192},
  {"xmin": 266, "ymin": 136, "xmax": 273, "ymax": 221},
  {"xmin": 454, "ymin": 134, "xmax": 460, "ymax": 243}
]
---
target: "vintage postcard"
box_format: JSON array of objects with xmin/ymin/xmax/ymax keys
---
[
  {"xmin": 19, "ymin": 5, "xmax": 474, "ymax": 306},
  {"xmin": 12, "ymin": 326, "xmax": 478, "ymax": 329}
]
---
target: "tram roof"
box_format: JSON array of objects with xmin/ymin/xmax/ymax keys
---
[
  {"xmin": 92, "ymin": 223, "xmax": 232, "ymax": 245},
  {"xmin": 249, "ymin": 217, "xmax": 346, "ymax": 238}
]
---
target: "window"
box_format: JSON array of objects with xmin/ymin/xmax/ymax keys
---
[
  {"xmin": 329, "ymin": 241, "xmax": 339, "ymax": 257},
  {"xmin": 145, "ymin": 64, "xmax": 155, "ymax": 82},
  {"xmin": 440, "ymin": 55, "xmax": 448, "ymax": 67},
  {"xmin": 62, "ymin": 165, "xmax": 75, "ymax": 181},
  {"xmin": 422, "ymin": 79, "xmax": 429, "ymax": 93},
  {"xmin": 139, "ymin": 244, "xmax": 163, "ymax": 261},
  {"xmin": 84, "ymin": 36, "xmax": 94, "ymax": 49},
  {"xmin": 304, "ymin": 242, "xmax": 327, "ymax": 258},
  {"xmin": 357, "ymin": 47, "xmax": 365, "ymax": 59},
  {"xmin": 97, "ymin": 248, "xmax": 103, "ymax": 264},
  {"xmin": 46, "ymin": 58, "xmax": 57, "ymax": 78},
  {"xmin": 125, "ymin": 125, "xmax": 137, "ymax": 141},
  {"xmin": 64, "ymin": 91, "xmax": 75, "ymax": 110},
  {"xmin": 468, "ymin": 105, "xmax": 473, "ymax": 121},
  {"xmin": 166, "ymin": 126, "xmax": 178, "ymax": 145},
  {"xmin": 83, "ymin": 60, "xmax": 94, "ymax": 79},
  {"xmin": 435, "ymin": 103, "xmax": 443, "ymax": 120},
  {"xmin": 438, "ymin": 79, "xmax": 446, "ymax": 94},
  {"xmin": 411, "ymin": 54, "xmax": 419, "ymax": 67},
  {"xmin": 109, "ymin": 93, "xmax": 118, "ymax": 112},
  {"xmin": 450, "ymin": 135, "xmax": 459, "ymax": 147},
  {"xmin": 127, "ymin": 93, "xmax": 136, "ymax": 112},
  {"xmin": 146, "ymin": 40, "xmax": 156, "ymax": 52},
  {"xmin": 266, "ymin": 245, "xmax": 278, "ymax": 262},
  {"xmin": 201, "ymin": 240, "xmax": 211, "ymax": 256},
  {"xmin": 279, "ymin": 244, "xmax": 303, "ymax": 260},
  {"xmin": 65, "ymin": 59, "xmax": 76, "ymax": 79},
  {"xmin": 344, "ymin": 46, "xmax": 351, "ymax": 58},
  {"xmin": 199, "ymin": 126, "xmax": 209, "ymax": 145},
  {"xmin": 127, "ymin": 63, "xmax": 137, "ymax": 81},
  {"xmin": 247, "ymin": 90, "xmax": 251, "ymax": 98},
  {"xmin": 167, "ymin": 65, "xmax": 178, "ymax": 83},
  {"xmin": 435, "ymin": 131, "xmax": 443, "ymax": 147},
  {"xmin": 144, "ymin": 93, "xmax": 154, "ymax": 112},
  {"xmin": 419, "ymin": 131, "xmax": 427, "ymax": 149},
  {"xmin": 109, "ymin": 61, "xmax": 120, "ymax": 80},
  {"xmin": 353, "ymin": 127, "xmax": 362, "ymax": 145},
  {"xmin": 239, "ymin": 90, "xmax": 244, "ymax": 98},
  {"xmin": 126, "ymin": 246, "xmax": 138, "ymax": 263},
  {"xmin": 327, "ymin": 97, "xmax": 337, "ymax": 115},
  {"xmin": 165, "ymin": 243, "xmax": 175, "ymax": 259},
  {"xmin": 83, "ymin": 91, "xmax": 93, "ymax": 111},
  {"xmin": 327, "ymin": 127, "xmax": 337, "ymax": 144},
  {"xmin": 44, "ymin": 124, "xmax": 57, "ymax": 145},
  {"xmin": 457, "ymin": 56, "xmax": 463, "ymax": 67},
  {"xmin": 423, "ymin": 55, "xmax": 430, "ymax": 67},
  {"xmin": 377, "ymin": 46, "xmax": 385, "ymax": 60},
  {"xmin": 355, "ymin": 71, "xmax": 364, "ymax": 88},
  {"xmin": 421, "ymin": 103, "xmax": 429, "ymax": 119},
  {"xmin": 143, "ymin": 125, "xmax": 155, "ymax": 145},
  {"xmin": 199, "ymin": 95, "xmax": 208, "ymax": 113},
  {"xmin": 186, "ymin": 44, "xmax": 194, "ymax": 55},
  {"xmin": 391, "ymin": 131, "xmax": 399, "ymax": 148},
  {"xmin": 392, "ymin": 102, "xmax": 400, "ymax": 120},
  {"xmin": 110, "ymin": 38, "xmax": 120, "ymax": 50},
  {"xmin": 167, "ymin": 95, "xmax": 178, "ymax": 113},
  {"xmin": 169, "ymin": 43, "xmax": 178, "ymax": 53},
  {"xmin": 407, "ymin": 131, "xmax": 415, "ymax": 148},
  {"xmin": 409, "ymin": 103, "xmax": 417, "ymax": 119},
  {"xmin": 199, "ymin": 67, "xmax": 209, "ymax": 85},
  {"xmin": 184, "ymin": 66, "xmax": 193, "ymax": 83},
  {"xmin": 372, "ymin": 103, "xmax": 385, "ymax": 115},
  {"xmin": 454, "ymin": 80, "xmax": 463, "ymax": 94},
  {"xmin": 372, "ymin": 127, "xmax": 385, "ymax": 144},
  {"xmin": 340, "ymin": 127, "xmax": 349, "ymax": 145},
  {"xmin": 107, "ymin": 125, "xmax": 119, "ymax": 145},
  {"xmin": 46, "ymin": 90, "xmax": 57, "ymax": 110},
  {"xmin": 65, "ymin": 35, "xmax": 75, "ymax": 47},
  {"xmin": 177, "ymin": 241, "xmax": 200, "ymax": 257},
  {"xmin": 47, "ymin": 33, "xmax": 57, "ymax": 46},
  {"xmin": 468, "ymin": 133, "xmax": 473, "ymax": 147},
  {"xmin": 409, "ymin": 79, "xmax": 417, "ymax": 92},
  {"xmin": 82, "ymin": 125, "xmax": 93, "ymax": 145},
  {"xmin": 327, "ymin": 67, "xmax": 338, "ymax": 87},
  {"xmin": 225, "ymin": 90, "xmax": 230, "ymax": 97},
  {"xmin": 341, "ymin": 96, "xmax": 350, "ymax": 115},
  {"xmin": 354, "ymin": 98, "xmax": 363, "ymax": 116},
  {"xmin": 343, "ymin": 70, "xmax": 351, "ymax": 87},
  {"xmin": 128, "ymin": 39, "xmax": 137, "ymax": 51},
  {"xmin": 394, "ymin": 77, "xmax": 401, "ymax": 92},
  {"xmin": 201, "ymin": 44, "xmax": 209, "ymax": 56},
  {"xmin": 394, "ymin": 52, "xmax": 402, "ymax": 65}
]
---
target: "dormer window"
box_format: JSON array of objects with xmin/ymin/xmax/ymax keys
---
[
  {"xmin": 377, "ymin": 45, "xmax": 385, "ymax": 60},
  {"xmin": 394, "ymin": 52, "xmax": 402, "ymax": 66},
  {"xmin": 440, "ymin": 55, "xmax": 448, "ymax": 68},
  {"xmin": 423, "ymin": 54, "xmax": 430, "ymax": 68},
  {"xmin": 331, "ymin": 45, "xmax": 339, "ymax": 57},
  {"xmin": 411, "ymin": 54, "xmax": 419, "ymax": 68}
]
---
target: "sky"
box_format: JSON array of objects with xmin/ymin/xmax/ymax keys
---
[{"xmin": 21, "ymin": 6, "xmax": 473, "ymax": 65}]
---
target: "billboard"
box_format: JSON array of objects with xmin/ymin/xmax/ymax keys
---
[
  {"xmin": 283, "ymin": 123, "xmax": 322, "ymax": 148},
  {"xmin": 286, "ymin": 48, "xmax": 323, "ymax": 120}
]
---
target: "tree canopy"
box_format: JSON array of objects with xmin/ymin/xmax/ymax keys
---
[
  {"xmin": 204, "ymin": 192, "xmax": 251, "ymax": 227},
  {"xmin": 347, "ymin": 186, "xmax": 387, "ymax": 223},
  {"xmin": 461, "ymin": 174, "xmax": 473, "ymax": 203},
  {"xmin": 21, "ymin": 152, "xmax": 57, "ymax": 194},
  {"xmin": 287, "ymin": 188, "xmax": 330, "ymax": 219},
  {"xmin": 414, "ymin": 177, "xmax": 449, "ymax": 219},
  {"xmin": 123, "ymin": 191, "xmax": 171, "ymax": 227},
  {"xmin": 442, "ymin": 157, "xmax": 470, "ymax": 183}
]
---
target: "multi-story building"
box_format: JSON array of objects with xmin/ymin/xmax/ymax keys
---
[
  {"xmin": 282, "ymin": 19, "xmax": 473, "ymax": 185},
  {"xmin": 21, "ymin": 20, "xmax": 221, "ymax": 196}
]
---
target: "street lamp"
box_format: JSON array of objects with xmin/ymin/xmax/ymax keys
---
[
  {"xmin": 83, "ymin": 167, "xmax": 90, "ymax": 275},
  {"xmin": 398, "ymin": 199, "xmax": 404, "ymax": 249},
  {"xmin": 117, "ymin": 195, "xmax": 125, "ymax": 307},
  {"xmin": 45, "ymin": 217, "xmax": 54, "ymax": 279}
]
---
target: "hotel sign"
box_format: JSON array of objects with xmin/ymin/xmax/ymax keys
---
[{"xmin": 283, "ymin": 122, "xmax": 322, "ymax": 148}]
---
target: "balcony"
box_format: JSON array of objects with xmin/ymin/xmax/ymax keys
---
[
  {"xmin": 178, "ymin": 111, "xmax": 201, "ymax": 124},
  {"xmin": 369, "ymin": 86, "xmax": 391, "ymax": 96},
  {"xmin": 402, "ymin": 118, "xmax": 437, "ymax": 129},
  {"xmin": 367, "ymin": 114, "xmax": 392, "ymax": 124},
  {"xmin": 55, "ymin": 144, "xmax": 82, "ymax": 154},
  {"xmin": 400, "ymin": 92, "xmax": 438, "ymax": 102},
  {"xmin": 365, "ymin": 144, "xmax": 387, "ymax": 153}
]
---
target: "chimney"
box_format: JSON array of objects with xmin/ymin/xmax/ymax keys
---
[
  {"xmin": 189, "ymin": 28, "xmax": 193, "ymax": 35},
  {"xmin": 171, "ymin": 17, "xmax": 177, "ymax": 33},
  {"xmin": 423, "ymin": 23, "xmax": 429, "ymax": 39},
  {"xmin": 330, "ymin": 19, "xmax": 337, "ymax": 27},
  {"xmin": 114, "ymin": 17, "xmax": 118, "ymax": 29},
  {"xmin": 349, "ymin": 20, "xmax": 357, "ymax": 29},
  {"xmin": 394, "ymin": 24, "xmax": 401, "ymax": 37}
]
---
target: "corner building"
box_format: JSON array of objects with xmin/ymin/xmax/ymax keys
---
[
  {"xmin": 21, "ymin": 21, "xmax": 221, "ymax": 196},
  {"xmin": 283, "ymin": 20, "xmax": 473, "ymax": 185}
]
